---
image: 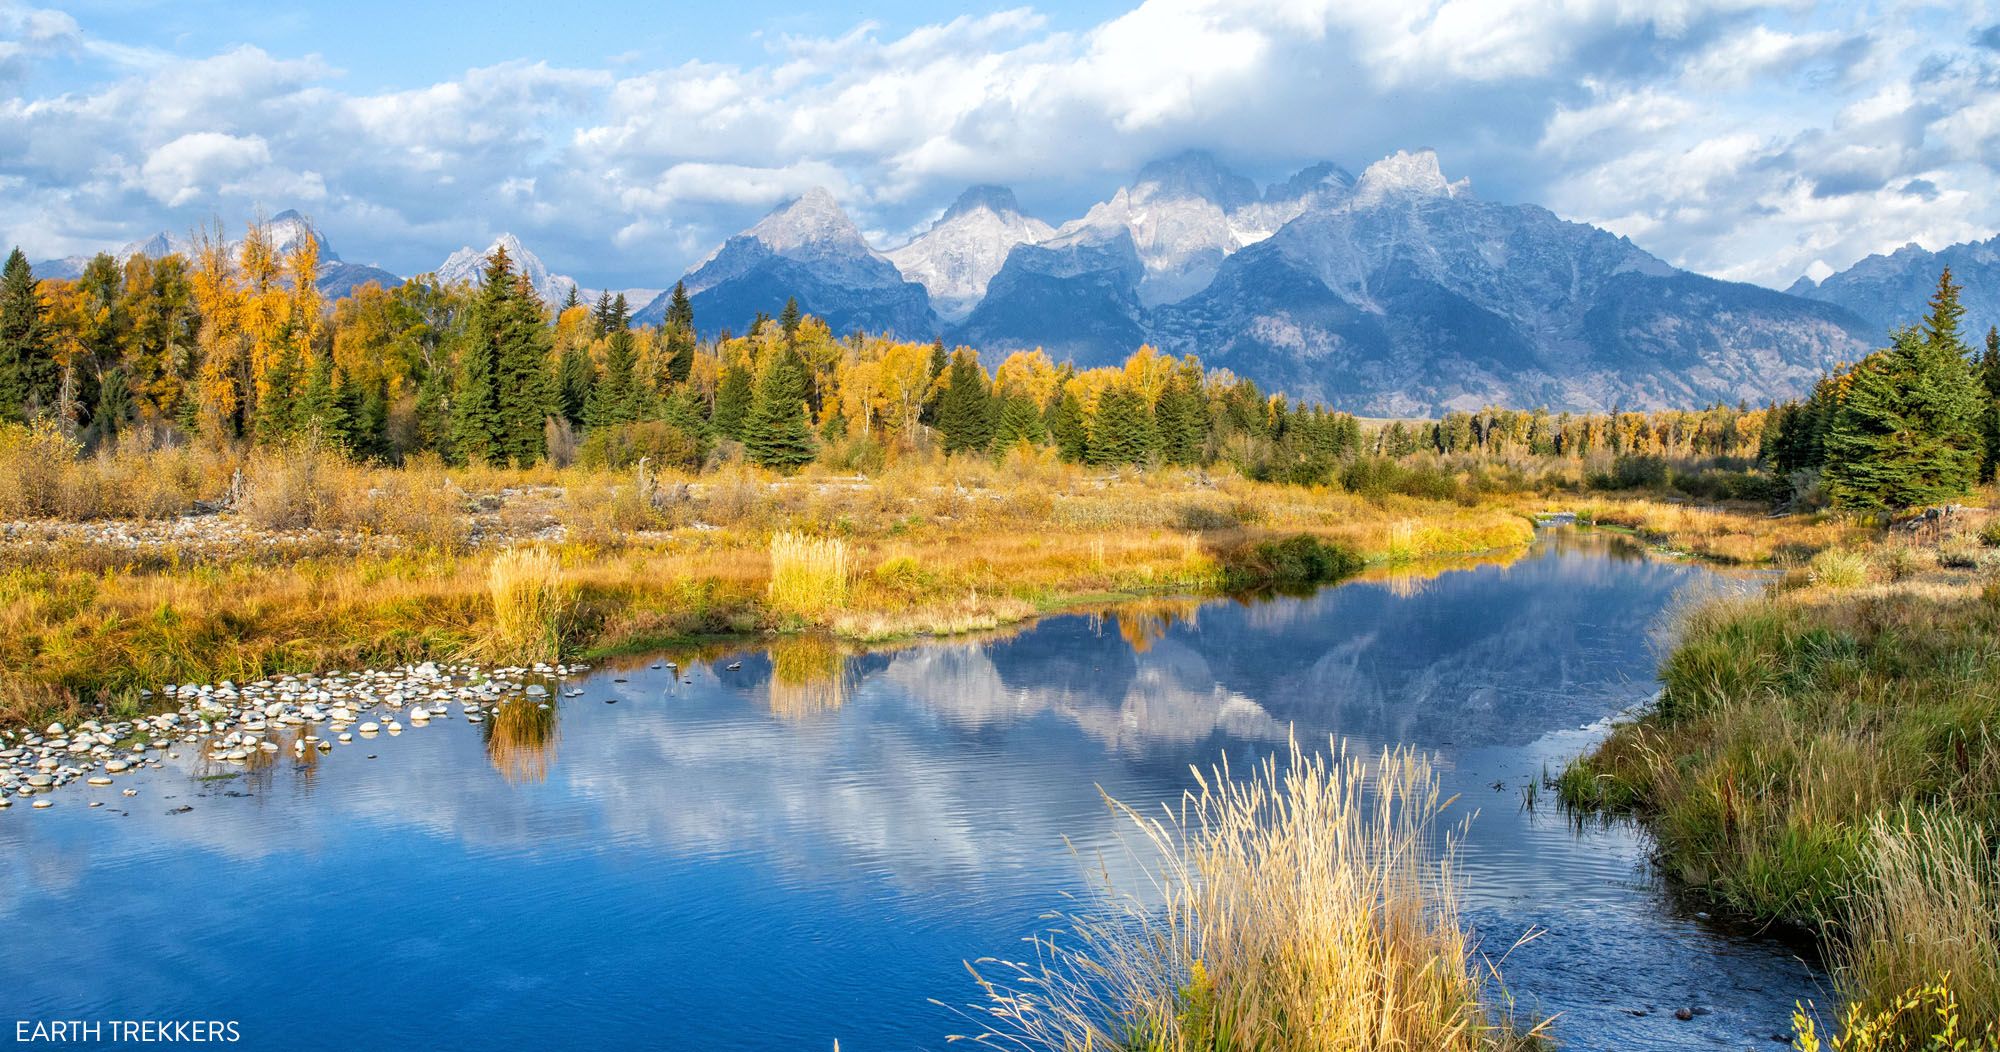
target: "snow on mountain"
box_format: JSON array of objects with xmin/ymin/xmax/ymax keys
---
[
  {"xmin": 1150, "ymin": 152, "xmax": 1869, "ymax": 415},
  {"xmin": 436, "ymin": 233, "xmax": 578, "ymax": 311},
  {"xmin": 636, "ymin": 188, "xmax": 935, "ymax": 337},
  {"xmin": 34, "ymin": 211, "xmax": 400, "ymax": 296},
  {"xmin": 886, "ymin": 186, "xmax": 1054, "ymax": 321},
  {"xmin": 1044, "ymin": 150, "xmax": 1354, "ymax": 307}
]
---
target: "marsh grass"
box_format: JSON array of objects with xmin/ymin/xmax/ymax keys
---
[
  {"xmin": 485, "ymin": 547, "xmax": 571, "ymax": 664},
  {"xmin": 768, "ymin": 532, "xmax": 850, "ymax": 620},
  {"xmin": 951, "ymin": 738, "xmax": 1546, "ymax": 1052},
  {"xmin": 1834, "ymin": 811, "xmax": 2000, "ymax": 1040}
]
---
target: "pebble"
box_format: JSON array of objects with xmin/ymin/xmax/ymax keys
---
[
  {"xmin": 86, "ymin": 776, "xmax": 112, "ymax": 786},
  {"xmin": 32, "ymin": 799, "xmax": 51, "ymax": 809}
]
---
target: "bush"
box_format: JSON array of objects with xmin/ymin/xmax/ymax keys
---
[
  {"xmin": 1223, "ymin": 534, "xmax": 1363, "ymax": 592},
  {"xmin": 240, "ymin": 439, "xmax": 352, "ymax": 531},
  {"xmin": 485, "ymin": 546, "xmax": 570, "ymax": 665},
  {"xmin": 1809, "ymin": 548, "xmax": 1873, "ymax": 589},
  {"xmin": 767, "ymin": 532, "xmax": 849, "ymax": 620},
  {"xmin": 577, "ymin": 420, "xmax": 704, "ymax": 472},
  {"xmin": 1339, "ymin": 456, "xmax": 1461, "ymax": 502}
]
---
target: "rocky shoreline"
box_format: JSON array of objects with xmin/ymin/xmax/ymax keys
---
[{"xmin": 0, "ymin": 660, "xmax": 589, "ymax": 810}]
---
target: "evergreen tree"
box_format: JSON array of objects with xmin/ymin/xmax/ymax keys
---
[
  {"xmin": 1155, "ymin": 377, "xmax": 1207, "ymax": 465},
  {"xmin": 743, "ymin": 348, "xmax": 816, "ymax": 469},
  {"xmin": 0, "ymin": 249, "xmax": 57, "ymax": 421},
  {"xmin": 557, "ymin": 344, "xmax": 595, "ymax": 425},
  {"xmin": 662, "ymin": 327, "xmax": 694, "ymax": 386},
  {"xmin": 298, "ymin": 355, "xmax": 348, "ymax": 445},
  {"xmin": 561, "ymin": 285, "xmax": 581, "ymax": 314},
  {"xmin": 254, "ymin": 346, "xmax": 304, "ymax": 443},
  {"xmin": 934, "ymin": 351, "xmax": 994, "ymax": 454},
  {"xmin": 590, "ymin": 290, "xmax": 613, "ymax": 338},
  {"xmin": 1980, "ymin": 326, "xmax": 2000, "ymax": 483},
  {"xmin": 664, "ymin": 280, "xmax": 693, "ymax": 333},
  {"xmin": 89, "ymin": 367, "xmax": 132, "ymax": 446},
  {"xmin": 919, "ymin": 337, "xmax": 948, "ymax": 425},
  {"xmin": 451, "ymin": 248, "xmax": 552, "ymax": 465},
  {"xmin": 993, "ymin": 393, "xmax": 1046, "ymax": 448},
  {"xmin": 1048, "ymin": 389, "xmax": 1088, "ymax": 462},
  {"xmin": 586, "ymin": 327, "xmax": 638, "ymax": 428},
  {"xmin": 1825, "ymin": 270, "xmax": 1986, "ymax": 510},
  {"xmin": 780, "ymin": 297, "xmax": 801, "ymax": 345},
  {"xmin": 1088, "ymin": 385, "xmax": 1157, "ymax": 466},
  {"xmin": 710, "ymin": 362, "xmax": 754, "ymax": 440}
]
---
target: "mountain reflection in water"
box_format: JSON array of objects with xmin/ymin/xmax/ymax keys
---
[{"xmin": 0, "ymin": 531, "xmax": 1812, "ymax": 1052}]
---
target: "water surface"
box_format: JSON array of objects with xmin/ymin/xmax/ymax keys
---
[{"xmin": 0, "ymin": 532, "xmax": 1821, "ymax": 1049}]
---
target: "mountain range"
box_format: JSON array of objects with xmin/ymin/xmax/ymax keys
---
[
  {"xmin": 33, "ymin": 148, "xmax": 1996, "ymax": 414},
  {"xmin": 1788, "ymin": 235, "xmax": 2000, "ymax": 347}
]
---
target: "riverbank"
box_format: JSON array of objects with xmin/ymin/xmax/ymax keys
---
[
  {"xmin": 1561, "ymin": 534, "xmax": 2000, "ymax": 1044},
  {"xmin": 0, "ymin": 449, "xmax": 1537, "ymax": 728}
]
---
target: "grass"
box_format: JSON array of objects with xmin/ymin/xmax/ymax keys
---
[
  {"xmin": 768, "ymin": 532, "xmax": 850, "ymax": 621},
  {"xmin": 1560, "ymin": 539, "xmax": 2000, "ymax": 1044},
  {"xmin": 485, "ymin": 547, "xmax": 571, "ymax": 665},
  {"xmin": 952, "ymin": 738, "xmax": 1544, "ymax": 1051}
]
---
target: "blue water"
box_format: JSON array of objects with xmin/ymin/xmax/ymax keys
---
[{"xmin": 0, "ymin": 532, "xmax": 1823, "ymax": 1050}]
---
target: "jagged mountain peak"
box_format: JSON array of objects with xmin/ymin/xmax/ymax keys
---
[
  {"xmin": 437, "ymin": 233, "xmax": 577, "ymax": 310},
  {"xmin": 942, "ymin": 184, "xmax": 1026, "ymax": 221},
  {"xmin": 745, "ymin": 187, "xmax": 873, "ymax": 256},
  {"xmin": 1264, "ymin": 162, "xmax": 1355, "ymax": 204},
  {"xmin": 1133, "ymin": 150, "xmax": 1259, "ymax": 209},
  {"xmin": 1352, "ymin": 149, "xmax": 1464, "ymax": 207}
]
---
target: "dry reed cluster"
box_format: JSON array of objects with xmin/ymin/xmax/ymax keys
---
[
  {"xmin": 767, "ymin": 532, "xmax": 850, "ymax": 620},
  {"xmin": 955, "ymin": 738, "xmax": 1541, "ymax": 1051},
  {"xmin": 485, "ymin": 546, "xmax": 571, "ymax": 665}
]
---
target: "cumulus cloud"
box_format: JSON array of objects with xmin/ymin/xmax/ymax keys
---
[{"xmin": 2, "ymin": 0, "xmax": 1998, "ymax": 291}]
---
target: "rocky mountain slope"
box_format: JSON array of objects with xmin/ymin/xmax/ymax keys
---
[
  {"xmin": 886, "ymin": 186, "xmax": 1053, "ymax": 321},
  {"xmin": 1788, "ymin": 235, "xmax": 2000, "ymax": 345}
]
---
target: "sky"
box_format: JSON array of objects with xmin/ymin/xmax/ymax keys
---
[{"xmin": 4, "ymin": 0, "xmax": 2000, "ymax": 292}]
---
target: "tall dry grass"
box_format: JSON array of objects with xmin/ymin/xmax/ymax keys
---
[
  {"xmin": 485, "ymin": 546, "xmax": 571, "ymax": 664},
  {"xmin": 1833, "ymin": 811, "xmax": 2000, "ymax": 1041},
  {"xmin": 767, "ymin": 532, "xmax": 849, "ymax": 620},
  {"xmin": 954, "ymin": 739, "xmax": 1542, "ymax": 1051}
]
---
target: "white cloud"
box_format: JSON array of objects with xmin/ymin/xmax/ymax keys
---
[{"xmin": 2, "ymin": 0, "xmax": 1999, "ymax": 292}]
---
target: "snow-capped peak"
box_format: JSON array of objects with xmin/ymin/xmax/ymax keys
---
[
  {"xmin": 889, "ymin": 184, "xmax": 1053, "ymax": 321},
  {"xmin": 1352, "ymin": 149, "xmax": 1464, "ymax": 207},
  {"xmin": 436, "ymin": 233, "xmax": 578, "ymax": 310},
  {"xmin": 261, "ymin": 209, "xmax": 332, "ymax": 259},
  {"xmin": 1132, "ymin": 150, "xmax": 1258, "ymax": 210},
  {"xmin": 745, "ymin": 187, "xmax": 873, "ymax": 258}
]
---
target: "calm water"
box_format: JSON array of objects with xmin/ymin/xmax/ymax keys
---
[{"xmin": 0, "ymin": 532, "xmax": 1822, "ymax": 1050}]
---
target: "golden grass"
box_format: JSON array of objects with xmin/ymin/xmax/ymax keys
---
[
  {"xmin": 953, "ymin": 738, "xmax": 1544, "ymax": 1051},
  {"xmin": 1834, "ymin": 811, "xmax": 2000, "ymax": 1039},
  {"xmin": 1561, "ymin": 496, "xmax": 1874, "ymax": 564},
  {"xmin": 484, "ymin": 693, "xmax": 560, "ymax": 785},
  {"xmin": 767, "ymin": 532, "xmax": 850, "ymax": 620},
  {"xmin": 485, "ymin": 547, "xmax": 571, "ymax": 665}
]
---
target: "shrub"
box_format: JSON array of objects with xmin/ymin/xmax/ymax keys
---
[
  {"xmin": 1223, "ymin": 533, "xmax": 1363, "ymax": 591},
  {"xmin": 0, "ymin": 421, "xmax": 82, "ymax": 519},
  {"xmin": 240, "ymin": 439, "xmax": 352, "ymax": 531},
  {"xmin": 577, "ymin": 420, "xmax": 704, "ymax": 472}
]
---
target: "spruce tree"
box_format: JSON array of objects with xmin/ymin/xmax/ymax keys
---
[
  {"xmin": 255, "ymin": 346, "xmax": 304, "ymax": 443},
  {"xmin": 1825, "ymin": 270, "xmax": 1985, "ymax": 510},
  {"xmin": 1049, "ymin": 389, "xmax": 1088, "ymax": 462},
  {"xmin": 557, "ymin": 344, "xmax": 594, "ymax": 425},
  {"xmin": 1980, "ymin": 326, "xmax": 2000, "ymax": 483},
  {"xmin": 89, "ymin": 367, "xmax": 132, "ymax": 446},
  {"xmin": 0, "ymin": 249, "xmax": 57, "ymax": 421},
  {"xmin": 298, "ymin": 355, "xmax": 347, "ymax": 444},
  {"xmin": 780, "ymin": 297, "xmax": 801, "ymax": 345},
  {"xmin": 586, "ymin": 327, "xmax": 637, "ymax": 428},
  {"xmin": 590, "ymin": 290, "xmax": 613, "ymax": 338},
  {"xmin": 710, "ymin": 362, "xmax": 754, "ymax": 440},
  {"xmin": 561, "ymin": 285, "xmax": 581, "ymax": 314},
  {"xmin": 664, "ymin": 280, "xmax": 693, "ymax": 333},
  {"xmin": 1090, "ymin": 386, "xmax": 1158, "ymax": 466},
  {"xmin": 994, "ymin": 394, "xmax": 1046, "ymax": 448},
  {"xmin": 743, "ymin": 348, "xmax": 816, "ymax": 469},
  {"xmin": 493, "ymin": 275, "xmax": 554, "ymax": 466},
  {"xmin": 449, "ymin": 249, "xmax": 518, "ymax": 463},
  {"xmin": 935, "ymin": 352, "xmax": 993, "ymax": 454}
]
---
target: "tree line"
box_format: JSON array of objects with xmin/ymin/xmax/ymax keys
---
[
  {"xmin": 1761, "ymin": 268, "xmax": 2000, "ymax": 510},
  {"xmin": 1, "ymin": 231, "xmax": 1991, "ymax": 510}
]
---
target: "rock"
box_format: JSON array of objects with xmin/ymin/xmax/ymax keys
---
[
  {"xmin": 358, "ymin": 723, "xmax": 380, "ymax": 734},
  {"xmin": 122, "ymin": 789, "xmax": 137, "ymax": 797},
  {"xmin": 45, "ymin": 723, "xmax": 63, "ymax": 736},
  {"xmin": 87, "ymin": 776, "xmax": 113, "ymax": 786},
  {"xmin": 26, "ymin": 774, "xmax": 51, "ymax": 788},
  {"xmin": 1674, "ymin": 1008, "xmax": 1692, "ymax": 1021},
  {"xmin": 32, "ymin": 798, "xmax": 51, "ymax": 809},
  {"xmin": 105, "ymin": 760, "xmax": 129, "ymax": 773}
]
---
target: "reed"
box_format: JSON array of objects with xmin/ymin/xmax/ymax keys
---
[
  {"xmin": 952, "ymin": 738, "xmax": 1544, "ymax": 1051},
  {"xmin": 485, "ymin": 547, "xmax": 570, "ymax": 665},
  {"xmin": 767, "ymin": 532, "xmax": 849, "ymax": 620}
]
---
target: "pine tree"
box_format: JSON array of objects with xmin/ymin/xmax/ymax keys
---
[
  {"xmin": 1048, "ymin": 389, "xmax": 1087, "ymax": 462},
  {"xmin": 450, "ymin": 248, "xmax": 543, "ymax": 464},
  {"xmin": 557, "ymin": 345, "xmax": 594, "ymax": 425},
  {"xmin": 590, "ymin": 290, "xmax": 613, "ymax": 338},
  {"xmin": 89, "ymin": 367, "xmax": 132, "ymax": 446},
  {"xmin": 935, "ymin": 351, "xmax": 993, "ymax": 454},
  {"xmin": 919, "ymin": 337, "xmax": 948, "ymax": 425},
  {"xmin": 254, "ymin": 345, "xmax": 304, "ymax": 443},
  {"xmin": 664, "ymin": 280, "xmax": 693, "ymax": 333},
  {"xmin": 0, "ymin": 249, "xmax": 57, "ymax": 422},
  {"xmin": 743, "ymin": 348, "xmax": 816, "ymax": 469},
  {"xmin": 780, "ymin": 297, "xmax": 801, "ymax": 345},
  {"xmin": 562, "ymin": 285, "xmax": 581, "ymax": 314},
  {"xmin": 993, "ymin": 394, "xmax": 1046, "ymax": 448},
  {"xmin": 1155, "ymin": 377, "xmax": 1207, "ymax": 465},
  {"xmin": 298, "ymin": 355, "xmax": 348, "ymax": 445},
  {"xmin": 1087, "ymin": 385, "xmax": 1157, "ymax": 466},
  {"xmin": 1825, "ymin": 270, "xmax": 1985, "ymax": 510},
  {"xmin": 493, "ymin": 275, "xmax": 554, "ymax": 465},
  {"xmin": 586, "ymin": 326, "xmax": 637, "ymax": 428},
  {"xmin": 1980, "ymin": 326, "xmax": 2000, "ymax": 483},
  {"xmin": 711, "ymin": 362, "xmax": 754, "ymax": 440}
]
